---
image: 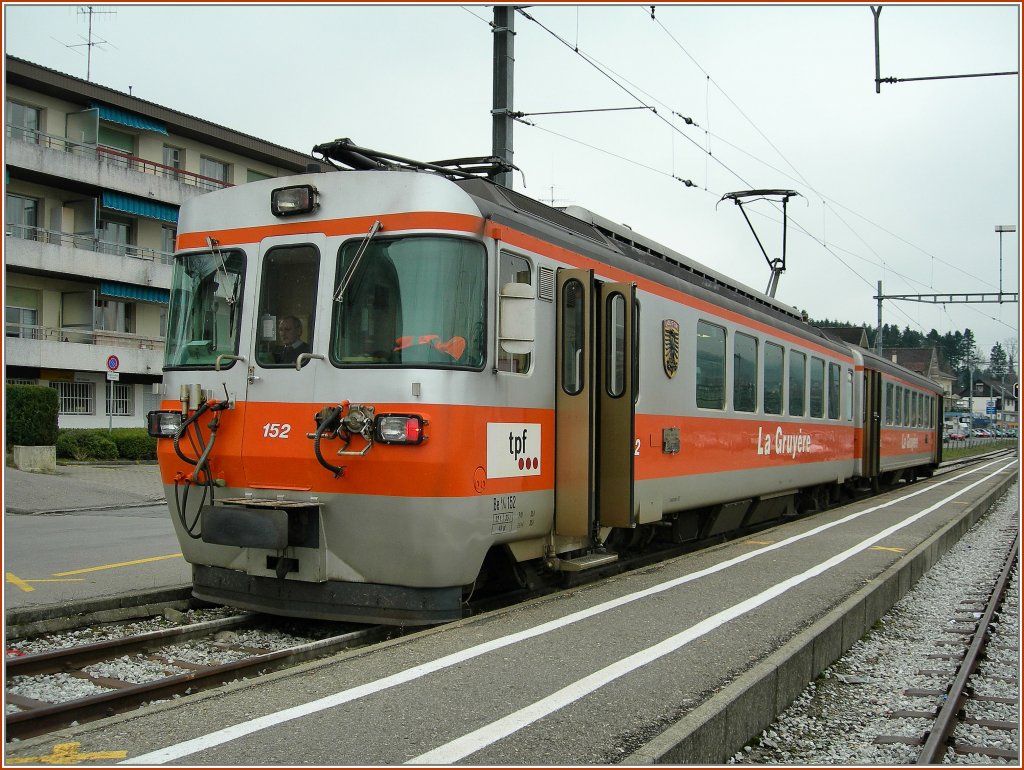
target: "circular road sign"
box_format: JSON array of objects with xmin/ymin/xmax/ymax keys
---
[{"xmin": 106, "ymin": 355, "xmax": 120, "ymax": 371}]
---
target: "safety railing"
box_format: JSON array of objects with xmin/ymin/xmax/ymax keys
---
[
  {"xmin": 6, "ymin": 125, "xmax": 233, "ymax": 192},
  {"xmin": 5, "ymin": 223, "xmax": 175, "ymax": 265},
  {"xmin": 5, "ymin": 323, "xmax": 165, "ymax": 350}
]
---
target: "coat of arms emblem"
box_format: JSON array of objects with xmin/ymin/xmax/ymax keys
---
[{"xmin": 662, "ymin": 319, "xmax": 680, "ymax": 378}]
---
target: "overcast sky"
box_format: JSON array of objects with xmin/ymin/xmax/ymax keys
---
[{"xmin": 4, "ymin": 3, "xmax": 1020, "ymax": 364}]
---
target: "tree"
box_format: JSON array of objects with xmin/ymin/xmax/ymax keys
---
[{"xmin": 990, "ymin": 342, "xmax": 1009, "ymax": 379}]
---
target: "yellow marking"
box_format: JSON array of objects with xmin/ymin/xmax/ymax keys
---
[
  {"xmin": 52, "ymin": 553, "xmax": 183, "ymax": 577},
  {"xmin": 5, "ymin": 572, "xmax": 34, "ymax": 593},
  {"xmin": 6, "ymin": 741, "xmax": 128, "ymax": 764},
  {"xmin": 870, "ymin": 546, "xmax": 906, "ymax": 553},
  {"xmin": 744, "ymin": 540, "xmax": 775, "ymax": 545}
]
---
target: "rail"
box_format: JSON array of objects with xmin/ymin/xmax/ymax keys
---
[
  {"xmin": 6, "ymin": 322, "xmax": 165, "ymax": 350},
  {"xmin": 6, "ymin": 125, "xmax": 233, "ymax": 192},
  {"xmin": 5, "ymin": 222, "xmax": 175, "ymax": 265}
]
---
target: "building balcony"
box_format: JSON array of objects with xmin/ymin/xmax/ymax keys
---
[
  {"xmin": 6, "ymin": 324, "xmax": 164, "ymax": 375},
  {"xmin": 4, "ymin": 127, "xmax": 230, "ymax": 206},
  {"xmin": 5, "ymin": 224, "xmax": 173, "ymax": 287}
]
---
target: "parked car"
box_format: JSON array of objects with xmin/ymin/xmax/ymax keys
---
[{"xmin": 946, "ymin": 430, "xmax": 967, "ymax": 441}]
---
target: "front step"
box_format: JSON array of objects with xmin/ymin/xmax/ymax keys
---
[{"xmin": 552, "ymin": 551, "xmax": 619, "ymax": 572}]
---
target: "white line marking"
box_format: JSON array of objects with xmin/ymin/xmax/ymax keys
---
[{"xmin": 124, "ymin": 460, "xmax": 1014, "ymax": 765}]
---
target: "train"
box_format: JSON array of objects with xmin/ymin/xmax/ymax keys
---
[{"xmin": 147, "ymin": 139, "xmax": 943, "ymax": 625}]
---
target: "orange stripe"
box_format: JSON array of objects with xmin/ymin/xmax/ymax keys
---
[
  {"xmin": 176, "ymin": 212, "xmax": 485, "ymax": 250},
  {"xmin": 495, "ymin": 227, "xmax": 855, "ymax": 363}
]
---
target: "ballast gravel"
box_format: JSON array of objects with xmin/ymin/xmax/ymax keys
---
[{"xmin": 730, "ymin": 482, "xmax": 1020, "ymax": 765}]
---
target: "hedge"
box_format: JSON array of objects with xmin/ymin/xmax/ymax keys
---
[
  {"xmin": 5, "ymin": 385, "xmax": 59, "ymax": 449},
  {"xmin": 55, "ymin": 428, "xmax": 157, "ymax": 461}
]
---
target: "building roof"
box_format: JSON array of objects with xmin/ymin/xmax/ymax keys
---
[
  {"xmin": 819, "ymin": 326, "xmax": 869, "ymax": 347},
  {"xmin": 5, "ymin": 55, "xmax": 321, "ymax": 172},
  {"xmin": 882, "ymin": 347, "xmax": 956, "ymax": 380}
]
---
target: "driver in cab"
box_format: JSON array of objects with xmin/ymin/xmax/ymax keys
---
[{"xmin": 275, "ymin": 315, "xmax": 311, "ymax": 365}]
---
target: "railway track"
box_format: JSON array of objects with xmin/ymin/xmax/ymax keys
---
[
  {"xmin": 5, "ymin": 613, "xmax": 389, "ymax": 741},
  {"xmin": 873, "ymin": 526, "xmax": 1019, "ymax": 763}
]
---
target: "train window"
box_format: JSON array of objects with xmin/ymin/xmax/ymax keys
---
[
  {"xmin": 903, "ymin": 388, "xmax": 911, "ymax": 427},
  {"xmin": 164, "ymin": 249, "xmax": 245, "ymax": 368},
  {"xmin": 885, "ymin": 382, "xmax": 894, "ymax": 425},
  {"xmin": 562, "ymin": 279, "xmax": 586, "ymax": 395},
  {"xmin": 255, "ymin": 244, "xmax": 319, "ymax": 368},
  {"xmin": 809, "ymin": 357, "xmax": 825, "ymax": 418},
  {"xmin": 828, "ymin": 363, "xmax": 841, "ymax": 420},
  {"xmin": 764, "ymin": 342, "xmax": 784, "ymax": 415},
  {"xmin": 331, "ymin": 236, "xmax": 485, "ymax": 369},
  {"xmin": 733, "ymin": 332, "xmax": 757, "ymax": 413},
  {"xmin": 606, "ymin": 292, "xmax": 627, "ymax": 397},
  {"xmin": 845, "ymin": 369, "xmax": 854, "ymax": 421},
  {"xmin": 894, "ymin": 386, "xmax": 902, "ymax": 425},
  {"xmin": 497, "ymin": 253, "xmax": 533, "ymax": 375},
  {"xmin": 788, "ymin": 351, "xmax": 806, "ymax": 416},
  {"xmin": 696, "ymin": 320, "xmax": 726, "ymax": 410}
]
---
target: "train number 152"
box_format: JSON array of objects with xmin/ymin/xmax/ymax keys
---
[{"xmin": 262, "ymin": 423, "xmax": 291, "ymax": 439}]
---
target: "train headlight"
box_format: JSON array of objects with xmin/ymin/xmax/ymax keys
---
[
  {"xmin": 374, "ymin": 414, "xmax": 426, "ymax": 445},
  {"xmin": 271, "ymin": 184, "xmax": 319, "ymax": 217},
  {"xmin": 147, "ymin": 410, "xmax": 183, "ymax": 438}
]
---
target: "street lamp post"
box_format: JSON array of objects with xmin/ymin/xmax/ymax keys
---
[{"xmin": 995, "ymin": 225, "xmax": 1016, "ymax": 302}]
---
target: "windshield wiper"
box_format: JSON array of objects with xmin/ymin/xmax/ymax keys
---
[{"xmin": 333, "ymin": 220, "xmax": 382, "ymax": 303}]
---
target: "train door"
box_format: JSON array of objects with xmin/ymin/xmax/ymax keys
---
[
  {"xmin": 863, "ymin": 368, "xmax": 881, "ymax": 479},
  {"xmin": 240, "ymin": 238, "xmax": 324, "ymax": 490},
  {"xmin": 555, "ymin": 269, "xmax": 637, "ymax": 539}
]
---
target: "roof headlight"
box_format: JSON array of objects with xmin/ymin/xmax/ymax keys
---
[{"xmin": 271, "ymin": 184, "xmax": 319, "ymax": 217}]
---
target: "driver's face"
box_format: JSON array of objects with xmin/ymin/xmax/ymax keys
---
[{"xmin": 278, "ymin": 321, "xmax": 299, "ymax": 345}]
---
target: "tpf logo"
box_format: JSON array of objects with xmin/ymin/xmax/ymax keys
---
[{"xmin": 487, "ymin": 423, "xmax": 541, "ymax": 478}]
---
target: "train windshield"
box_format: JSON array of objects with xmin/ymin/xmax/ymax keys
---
[
  {"xmin": 163, "ymin": 250, "xmax": 245, "ymax": 368},
  {"xmin": 331, "ymin": 236, "xmax": 485, "ymax": 369}
]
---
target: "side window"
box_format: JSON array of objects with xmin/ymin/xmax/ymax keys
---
[
  {"xmin": 696, "ymin": 320, "xmax": 726, "ymax": 410},
  {"xmin": 733, "ymin": 332, "xmax": 757, "ymax": 413},
  {"xmin": 903, "ymin": 388, "xmax": 911, "ymax": 427},
  {"xmin": 845, "ymin": 368, "xmax": 854, "ymax": 421},
  {"xmin": 894, "ymin": 386, "xmax": 903, "ymax": 425},
  {"xmin": 828, "ymin": 362, "xmax": 841, "ymax": 420},
  {"xmin": 255, "ymin": 244, "xmax": 319, "ymax": 368},
  {"xmin": 809, "ymin": 357, "xmax": 825, "ymax": 418},
  {"xmin": 789, "ymin": 350, "xmax": 806, "ymax": 417},
  {"xmin": 498, "ymin": 252, "xmax": 533, "ymax": 375},
  {"xmin": 605, "ymin": 292, "xmax": 627, "ymax": 397},
  {"xmin": 885, "ymin": 382, "xmax": 894, "ymax": 425},
  {"xmin": 764, "ymin": 342, "xmax": 784, "ymax": 416}
]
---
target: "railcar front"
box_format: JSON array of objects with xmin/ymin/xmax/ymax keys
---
[{"xmin": 150, "ymin": 171, "xmax": 554, "ymax": 624}]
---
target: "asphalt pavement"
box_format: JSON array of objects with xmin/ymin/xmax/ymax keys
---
[{"xmin": 3, "ymin": 462, "xmax": 165, "ymax": 514}]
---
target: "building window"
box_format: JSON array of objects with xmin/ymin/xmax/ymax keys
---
[
  {"xmin": 95, "ymin": 298, "xmax": 135, "ymax": 333},
  {"xmin": 51, "ymin": 381, "xmax": 96, "ymax": 415},
  {"xmin": 696, "ymin": 320, "xmax": 726, "ymax": 410},
  {"xmin": 98, "ymin": 125, "xmax": 135, "ymax": 153},
  {"xmin": 6, "ymin": 305, "xmax": 38, "ymax": 338},
  {"xmin": 246, "ymin": 168, "xmax": 271, "ymax": 183},
  {"xmin": 6, "ymin": 193, "xmax": 39, "ymax": 239},
  {"xmin": 6, "ymin": 100, "xmax": 40, "ymax": 142},
  {"xmin": 161, "ymin": 226, "xmax": 177, "ymax": 257},
  {"xmin": 733, "ymin": 332, "xmax": 758, "ymax": 413},
  {"xmin": 200, "ymin": 156, "xmax": 229, "ymax": 186},
  {"xmin": 106, "ymin": 381, "xmax": 134, "ymax": 416},
  {"xmin": 162, "ymin": 144, "xmax": 183, "ymax": 179},
  {"xmin": 97, "ymin": 215, "xmax": 133, "ymax": 256}
]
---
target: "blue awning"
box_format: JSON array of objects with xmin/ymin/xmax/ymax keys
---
[
  {"xmin": 101, "ymin": 191, "xmax": 178, "ymax": 223},
  {"xmin": 90, "ymin": 102, "xmax": 168, "ymax": 135},
  {"xmin": 99, "ymin": 281, "xmax": 170, "ymax": 304}
]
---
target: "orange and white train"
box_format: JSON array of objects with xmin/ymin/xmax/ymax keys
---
[{"xmin": 148, "ymin": 140, "xmax": 943, "ymax": 625}]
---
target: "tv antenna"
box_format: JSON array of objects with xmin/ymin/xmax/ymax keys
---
[{"xmin": 60, "ymin": 6, "xmax": 116, "ymax": 81}]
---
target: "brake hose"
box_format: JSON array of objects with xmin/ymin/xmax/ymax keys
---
[{"xmin": 313, "ymin": 404, "xmax": 347, "ymax": 479}]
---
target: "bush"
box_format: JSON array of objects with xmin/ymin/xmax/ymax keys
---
[
  {"xmin": 109, "ymin": 428, "xmax": 157, "ymax": 461},
  {"xmin": 55, "ymin": 429, "xmax": 119, "ymax": 461},
  {"xmin": 5, "ymin": 385, "xmax": 59, "ymax": 449}
]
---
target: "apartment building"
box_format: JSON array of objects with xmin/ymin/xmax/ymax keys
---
[{"xmin": 4, "ymin": 55, "xmax": 320, "ymax": 428}]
